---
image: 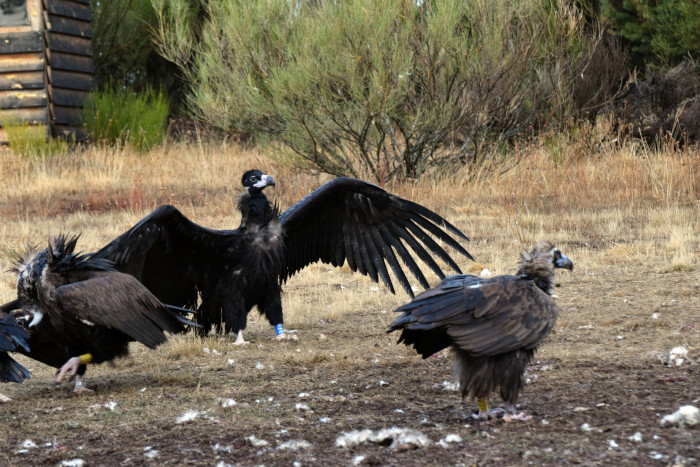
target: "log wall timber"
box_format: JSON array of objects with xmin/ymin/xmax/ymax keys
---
[
  {"xmin": 0, "ymin": 0, "xmax": 93, "ymax": 143},
  {"xmin": 43, "ymin": 0, "xmax": 94, "ymax": 139},
  {"xmin": 0, "ymin": 1, "xmax": 47, "ymax": 142}
]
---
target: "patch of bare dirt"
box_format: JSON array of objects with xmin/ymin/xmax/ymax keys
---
[{"xmin": 0, "ymin": 268, "xmax": 698, "ymax": 466}]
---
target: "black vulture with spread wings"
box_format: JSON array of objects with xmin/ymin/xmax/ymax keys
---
[
  {"xmin": 95, "ymin": 170, "xmax": 473, "ymax": 344},
  {"xmin": 388, "ymin": 241, "xmax": 573, "ymax": 420},
  {"xmin": 5, "ymin": 235, "xmax": 195, "ymax": 393},
  {"xmin": 0, "ymin": 301, "xmax": 31, "ymax": 383}
]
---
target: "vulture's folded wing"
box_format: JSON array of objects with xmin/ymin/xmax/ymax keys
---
[
  {"xmin": 279, "ymin": 177, "xmax": 472, "ymax": 297},
  {"xmin": 389, "ymin": 275, "xmax": 558, "ymax": 357},
  {"xmin": 55, "ymin": 272, "xmax": 187, "ymax": 349}
]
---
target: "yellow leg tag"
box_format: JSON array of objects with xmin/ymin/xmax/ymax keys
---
[
  {"xmin": 78, "ymin": 353, "xmax": 93, "ymax": 365},
  {"xmin": 477, "ymin": 398, "xmax": 489, "ymax": 412}
]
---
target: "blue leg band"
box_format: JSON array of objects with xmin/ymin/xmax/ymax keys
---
[{"xmin": 274, "ymin": 324, "xmax": 285, "ymax": 336}]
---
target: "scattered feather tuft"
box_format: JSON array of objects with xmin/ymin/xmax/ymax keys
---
[
  {"xmin": 295, "ymin": 403, "xmax": 311, "ymax": 412},
  {"xmin": 218, "ymin": 398, "xmax": 237, "ymax": 408},
  {"xmin": 441, "ymin": 381, "xmax": 459, "ymax": 391},
  {"xmin": 213, "ymin": 443, "xmax": 233, "ymax": 453},
  {"xmin": 21, "ymin": 440, "xmax": 37, "ymax": 449},
  {"xmin": 60, "ymin": 460, "xmax": 86, "ymax": 467},
  {"xmin": 277, "ymin": 440, "xmax": 312, "ymax": 451},
  {"xmin": 668, "ymin": 346, "xmax": 689, "ymax": 367},
  {"xmin": 175, "ymin": 410, "xmax": 204, "ymax": 424},
  {"xmin": 335, "ymin": 429, "xmax": 374, "ymax": 448},
  {"xmin": 628, "ymin": 432, "xmax": 643, "ymax": 443},
  {"xmin": 580, "ymin": 423, "xmax": 594, "ymax": 432},
  {"xmin": 336, "ymin": 427, "xmax": 430, "ymax": 450},
  {"xmin": 660, "ymin": 405, "xmax": 700, "ymax": 427},
  {"xmin": 246, "ymin": 435, "xmax": 270, "ymax": 447},
  {"xmin": 437, "ymin": 433, "xmax": 462, "ymax": 448}
]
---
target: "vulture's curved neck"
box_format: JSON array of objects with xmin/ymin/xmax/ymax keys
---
[
  {"xmin": 516, "ymin": 254, "xmax": 554, "ymax": 294},
  {"xmin": 238, "ymin": 192, "xmax": 275, "ymax": 228}
]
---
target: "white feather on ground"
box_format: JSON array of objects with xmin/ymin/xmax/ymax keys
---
[
  {"xmin": 660, "ymin": 405, "xmax": 700, "ymax": 427},
  {"xmin": 668, "ymin": 346, "xmax": 689, "ymax": 367},
  {"xmin": 335, "ymin": 427, "xmax": 431, "ymax": 450},
  {"xmin": 245, "ymin": 435, "xmax": 269, "ymax": 447},
  {"xmin": 276, "ymin": 440, "xmax": 312, "ymax": 451},
  {"xmin": 175, "ymin": 410, "xmax": 204, "ymax": 424}
]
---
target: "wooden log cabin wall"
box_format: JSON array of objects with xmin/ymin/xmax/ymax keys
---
[{"xmin": 0, "ymin": 0, "xmax": 94, "ymax": 143}]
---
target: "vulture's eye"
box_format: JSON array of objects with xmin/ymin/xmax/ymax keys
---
[{"xmin": 250, "ymin": 176, "xmax": 258, "ymax": 182}]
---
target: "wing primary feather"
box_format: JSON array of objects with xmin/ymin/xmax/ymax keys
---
[
  {"xmin": 358, "ymin": 227, "xmax": 390, "ymax": 291},
  {"xmin": 401, "ymin": 220, "xmax": 457, "ymax": 277},
  {"xmin": 378, "ymin": 224, "xmax": 429, "ymax": 290},
  {"xmin": 398, "ymin": 199, "xmax": 470, "ymax": 240},
  {"xmin": 368, "ymin": 226, "xmax": 410, "ymax": 295},
  {"xmin": 409, "ymin": 214, "xmax": 472, "ymax": 264},
  {"xmin": 345, "ymin": 223, "xmax": 370, "ymax": 277},
  {"xmin": 386, "ymin": 220, "xmax": 444, "ymax": 282}
]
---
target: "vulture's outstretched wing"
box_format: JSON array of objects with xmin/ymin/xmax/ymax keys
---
[
  {"xmin": 388, "ymin": 275, "xmax": 558, "ymax": 357},
  {"xmin": 94, "ymin": 205, "xmax": 240, "ymax": 308},
  {"xmin": 54, "ymin": 272, "xmax": 189, "ymax": 349},
  {"xmin": 0, "ymin": 310, "xmax": 31, "ymax": 383},
  {"xmin": 278, "ymin": 178, "xmax": 472, "ymax": 296}
]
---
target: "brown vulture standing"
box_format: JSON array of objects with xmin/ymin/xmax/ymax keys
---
[
  {"xmin": 94, "ymin": 170, "xmax": 473, "ymax": 344},
  {"xmin": 388, "ymin": 241, "xmax": 573, "ymax": 420},
  {"xmin": 0, "ymin": 303, "xmax": 31, "ymax": 383},
  {"xmin": 5, "ymin": 234, "xmax": 195, "ymax": 393}
]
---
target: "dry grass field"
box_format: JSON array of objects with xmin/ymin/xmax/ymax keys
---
[{"xmin": 0, "ymin": 138, "xmax": 698, "ymax": 466}]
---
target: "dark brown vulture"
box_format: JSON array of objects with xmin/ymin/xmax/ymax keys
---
[
  {"xmin": 0, "ymin": 302, "xmax": 31, "ymax": 383},
  {"xmin": 4, "ymin": 234, "xmax": 195, "ymax": 393},
  {"xmin": 94, "ymin": 170, "xmax": 472, "ymax": 344},
  {"xmin": 388, "ymin": 241, "xmax": 573, "ymax": 420}
]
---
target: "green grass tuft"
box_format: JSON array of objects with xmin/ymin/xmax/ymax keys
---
[
  {"xmin": 85, "ymin": 84, "xmax": 169, "ymax": 151},
  {"xmin": 1, "ymin": 121, "xmax": 68, "ymax": 158}
]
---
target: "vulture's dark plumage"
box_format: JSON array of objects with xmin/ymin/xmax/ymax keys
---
[
  {"xmin": 388, "ymin": 241, "xmax": 573, "ymax": 419},
  {"xmin": 4, "ymin": 234, "xmax": 194, "ymax": 393},
  {"xmin": 95, "ymin": 170, "xmax": 472, "ymax": 343},
  {"xmin": 0, "ymin": 301, "xmax": 31, "ymax": 383}
]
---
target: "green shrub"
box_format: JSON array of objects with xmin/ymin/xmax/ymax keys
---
[
  {"xmin": 155, "ymin": 0, "xmax": 625, "ymax": 180},
  {"xmin": 91, "ymin": 0, "xmax": 186, "ymax": 105},
  {"xmin": 1, "ymin": 121, "xmax": 68, "ymax": 158},
  {"xmin": 603, "ymin": 0, "xmax": 700, "ymax": 66},
  {"xmin": 85, "ymin": 85, "xmax": 169, "ymax": 151}
]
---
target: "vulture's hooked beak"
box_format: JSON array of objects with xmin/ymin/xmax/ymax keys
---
[
  {"xmin": 255, "ymin": 174, "xmax": 275, "ymax": 190},
  {"xmin": 554, "ymin": 254, "xmax": 574, "ymax": 271}
]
